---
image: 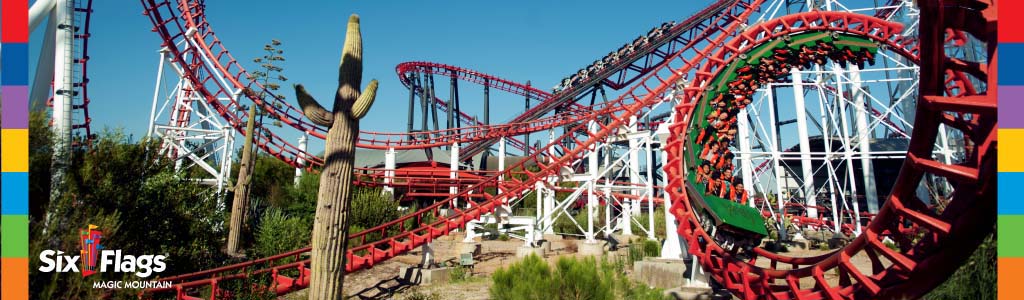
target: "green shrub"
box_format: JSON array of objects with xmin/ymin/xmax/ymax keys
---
[
  {"xmin": 348, "ymin": 187, "xmax": 400, "ymax": 230},
  {"xmin": 491, "ymin": 255, "xmax": 556, "ymax": 300},
  {"xmin": 490, "ymin": 255, "xmax": 667, "ymax": 300},
  {"xmin": 449, "ymin": 265, "xmax": 468, "ymax": 282},
  {"xmin": 254, "ymin": 209, "xmax": 311, "ymax": 259},
  {"xmin": 625, "ymin": 240, "xmax": 660, "ymax": 267},
  {"xmin": 642, "ymin": 239, "xmax": 661, "ymax": 257},
  {"xmin": 552, "ymin": 257, "xmax": 614, "ymax": 300}
]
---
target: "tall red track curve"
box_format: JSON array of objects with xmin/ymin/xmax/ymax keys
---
[
  {"xmin": 137, "ymin": 0, "xmax": 996, "ymax": 299},
  {"xmin": 663, "ymin": 4, "xmax": 995, "ymax": 300}
]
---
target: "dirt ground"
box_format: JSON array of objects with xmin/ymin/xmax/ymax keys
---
[
  {"xmin": 282, "ymin": 234, "xmax": 879, "ymax": 300},
  {"xmin": 284, "ymin": 232, "xmax": 629, "ymax": 300}
]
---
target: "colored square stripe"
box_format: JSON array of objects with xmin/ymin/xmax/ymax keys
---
[
  {"xmin": 2, "ymin": 129, "xmax": 29, "ymax": 172},
  {"xmin": 1, "ymin": 173, "xmax": 28, "ymax": 215},
  {"xmin": 1, "ymin": 215, "xmax": 29, "ymax": 258},
  {"xmin": 999, "ymin": 215, "xmax": 1024, "ymax": 257},
  {"xmin": 1, "ymin": 86, "xmax": 29, "ymax": 128},
  {"xmin": 999, "ymin": 129, "xmax": 1024, "ymax": 172},
  {"xmin": 1001, "ymin": 1, "xmax": 1024, "ymax": 42},
  {"xmin": 999, "ymin": 173, "xmax": 1024, "ymax": 214},
  {"xmin": 1002, "ymin": 44, "xmax": 1024, "ymax": 86},
  {"xmin": 0, "ymin": 258, "xmax": 28, "ymax": 300},
  {"xmin": 0, "ymin": 43, "xmax": 29, "ymax": 85},
  {"xmin": 1, "ymin": 0, "xmax": 28, "ymax": 42},
  {"xmin": 1001, "ymin": 87, "xmax": 1024, "ymax": 129},
  {"xmin": 1001, "ymin": 258, "xmax": 1024, "ymax": 300}
]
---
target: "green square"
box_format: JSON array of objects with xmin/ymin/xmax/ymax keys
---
[
  {"xmin": 2, "ymin": 215, "xmax": 29, "ymax": 258},
  {"xmin": 999, "ymin": 215, "xmax": 1024, "ymax": 258}
]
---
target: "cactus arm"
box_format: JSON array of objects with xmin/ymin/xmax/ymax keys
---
[
  {"xmin": 294, "ymin": 84, "xmax": 335, "ymax": 126},
  {"xmin": 351, "ymin": 79, "xmax": 378, "ymax": 119}
]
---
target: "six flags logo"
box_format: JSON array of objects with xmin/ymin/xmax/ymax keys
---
[
  {"xmin": 38, "ymin": 225, "xmax": 167, "ymax": 278},
  {"xmin": 80, "ymin": 224, "xmax": 102, "ymax": 277}
]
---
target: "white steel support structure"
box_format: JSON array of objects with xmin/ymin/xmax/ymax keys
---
[
  {"xmin": 644, "ymin": 135, "xmax": 656, "ymax": 241},
  {"xmin": 656, "ymin": 123, "xmax": 684, "ymax": 259},
  {"xmin": 295, "ymin": 134, "xmax": 308, "ymax": 186},
  {"xmin": 602, "ymin": 138, "xmax": 612, "ymax": 237},
  {"xmin": 815, "ymin": 79, "xmax": 842, "ymax": 233},
  {"xmin": 29, "ymin": 0, "xmax": 74, "ymax": 204},
  {"xmin": 473, "ymin": 92, "xmax": 671, "ymax": 251},
  {"xmin": 833, "ymin": 62, "xmax": 865, "ymax": 234},
  {"xmin": 738, "ymin": 47, "xmax": 925, "ymax": 239},
  {"xmin": 621, "ymin": 116, "xmax": 639, "ymax": 236},
  {"xmin": 146, "ymin": 31, "xmax": 237, "ymax": 198},
  {"xmin": 737, "ymin": 109, "xmax": 755, "ymax": 208},
  {"xmin": 586, "ymin": 121, "xmax": 599, "ymax": 243},
  {"xmin": 766, "ymin": 85, "xmax": 787, "ymax": 227},
  {"xmin": 792, "ymin": 69, "xmax": 817, "ymax": 219},
  {"xmin": 383, "ymin": 147, "xmax": 395, "ymax": 196},
  {"xmin": 849, "ymin": 65, "xmax": 879, "ymax": 213},
  {"xmin": 450, "ymin": 142, "xmax": 460, "ymax": 197},
  {"xmin": 726, "ymin": 0, "xmax": 922, "ymax": 238},
  {"xmin": 536, "ymin": 181, "xmax": 545, "ymax": 243},
  {"xmin": 544, "ymin": 130, "xmax": 557, "ymax": 235}
]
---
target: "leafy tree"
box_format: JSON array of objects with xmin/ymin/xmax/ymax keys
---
[{"xmin": 28, "ymin": 110, "xmax": 228, "ymax": 299}]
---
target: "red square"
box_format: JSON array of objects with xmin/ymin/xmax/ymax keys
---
[
  {"xmin": 1, "ymin": 0, "xmax": 28, "ymax": 43},
  {"xmin": 1001, "ymin": 0, "xmax": 1023, "ymax": 42}
]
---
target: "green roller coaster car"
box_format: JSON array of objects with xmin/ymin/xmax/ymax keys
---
[{"xmin": 683, "ymin": 32, "xmax": 881, "ymax": 252}]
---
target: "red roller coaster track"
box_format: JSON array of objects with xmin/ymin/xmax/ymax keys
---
[
  {"xmin": 141, "ymin": 0, "xmax": 760, "ymax": 171},
  {"xmin": 135, "ymin": 0, "xmax": 995, "ymax": 299},
  {"xmin": 662, "ymin": 5, "xmax": 995, "ymax": 300}
]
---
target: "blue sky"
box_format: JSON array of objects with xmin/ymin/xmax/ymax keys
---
[{"xmin": 30, "ymin": 0, "xmax": 713, "ymax": 150}]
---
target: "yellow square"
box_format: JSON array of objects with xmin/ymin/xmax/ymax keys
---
[
  {"xmin": 1, "ymin": 129, "xmax": 29, "ymax": 172},
  {"xmin": 1000, "ymin": 129, "xmax": 1024, "ymax": 172}
]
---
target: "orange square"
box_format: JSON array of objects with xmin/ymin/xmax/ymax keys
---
[
  {"xmin": 1000, "ymin": 258, "xmax": 1024, "ymax": 300},
  {"xmin": 1, "ymin": 258, "xmax": 28, "ymax": 300}
]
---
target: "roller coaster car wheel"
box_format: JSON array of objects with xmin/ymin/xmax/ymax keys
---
[{"xmin": 699, "ymin": 210, "xmax": 717, "ymax": 241}]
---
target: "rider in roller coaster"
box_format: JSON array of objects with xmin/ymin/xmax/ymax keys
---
[
  {"xmin": 692, "ymin": 36, "xmax": 877, "ymax": 205},
  {"xmin": 551, "ymin": 21, "xmax": 678, "ymax": 93}
]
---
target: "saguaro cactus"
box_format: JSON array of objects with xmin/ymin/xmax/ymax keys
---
[
  {"xmin": 294, "ymin": 14, "xmax": 378, "ymax": 300},
  {"xmin": 226, "ymin": 104, "xmax": 258, "ymax": 256}
]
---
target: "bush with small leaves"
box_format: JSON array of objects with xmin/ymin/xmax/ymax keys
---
[
  {"xmin": 491, "ymin": 255, "xmax": 668, "ymax": 300},
  {"xmin": 449, "ymin": 265, "xmax": 468, "ymax": 282},
  {"xmin": 254, "ymin": 208, "xmax": 311, "ymax": 260}
]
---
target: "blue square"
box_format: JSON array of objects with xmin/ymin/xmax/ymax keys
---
[
  {"xmin": 1000, "ymin": 172, "xmax": 1021, "ymax": 214},
  {"xmin": 1002, "ymin": 43, "xmax": 1024, "ymax": 86},
  {"xmin": 0, "ymin": 43, "xmax": 28, "ymax": 86},
  {"xmin": 1, "ymin": 172, "xmax": 28, "ymax": 215}
]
